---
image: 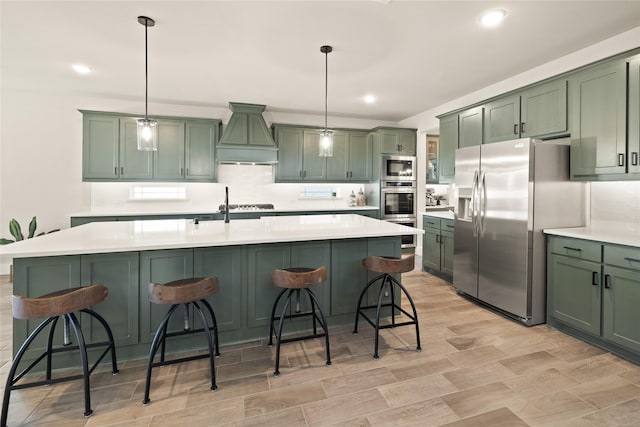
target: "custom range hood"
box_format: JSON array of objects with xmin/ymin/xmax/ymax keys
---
[{"xmin": 216, "ymin": 102, "xmax": 278, "ymax": 164}]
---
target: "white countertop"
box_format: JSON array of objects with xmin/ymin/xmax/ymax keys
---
[
  {"xmin": 1, "ymin": 214, "xmax": 423, "ymax": 259},
  {"xmin": 544, "ymin": 226, "xmax": 640, "ymax": 248},
  {"xmin": 70, "ymin": 205, "xmax": 379, "ymax": 217},
  {"xmin": 421, "ymin": 211, "xmax": 455, "ymax": 220}
]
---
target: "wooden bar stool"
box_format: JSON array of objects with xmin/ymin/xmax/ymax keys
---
[
  {"xmin": 354, "ymin": 255, "xmax": 421, "ymax": 359},
  {"xmin": 142, "ymin": 277, "xmax": 220, "ymax": 405},
  {"xmin": 1, "ymin": 285, "xmax": 118, "ymax": 426},
  {"xmin": 268, "ymin": 266, "xmax": 331, "ymax": 376}
]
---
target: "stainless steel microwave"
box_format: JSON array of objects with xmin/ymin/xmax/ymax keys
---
[{"xmin": 381, "ymin": 155, "xmax": 416, "ymax": 181}]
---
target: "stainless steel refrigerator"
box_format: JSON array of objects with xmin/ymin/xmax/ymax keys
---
[{"xmin": 453, "ymin": 138, "xmax": 586, "ymax": 325}]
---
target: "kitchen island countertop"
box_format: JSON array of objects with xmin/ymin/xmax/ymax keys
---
[
  {"xmin": 1, "ymin": 214, "xmax": 422, "ymax": 259},
  {"xmin": 544, "ymin": 226, "xmax": 640, "ymax": 248}
]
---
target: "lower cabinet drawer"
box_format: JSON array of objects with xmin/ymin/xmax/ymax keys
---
[
  {"xmin": 604, "ymin": 244, "xmax": 640, "ymax": 270},
  {"xmin": 549, "ymin": 236, "xmax": 601, "ymax": 262}
]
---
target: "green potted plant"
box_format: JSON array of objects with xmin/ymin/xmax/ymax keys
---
[{"xmin": 1, "ymin": 217, "xmax": 59, "ymax": 281}]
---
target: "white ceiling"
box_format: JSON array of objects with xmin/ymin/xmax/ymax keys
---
[{"xmin": 2, "ymin": 1, "xmax": 640, "ymax": 122}]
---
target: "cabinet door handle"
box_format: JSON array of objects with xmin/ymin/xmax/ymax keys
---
[
  {"xmin": 633, "ymin": 152, "xmax": 638, "ymax": 166},
  {"xmin": 114, "ymin": 167, "xmax": 118, "ymax": 176},
  {"xmin": 303, "ymin": 170, "xmax": 306, "ymax": 178},
  {"xmin": 180, "ymin": 168, "xmax": 184, "ymax": 176},
  {"xmin": 618, "ymin": 153, "xmax": 625, "ymax": 167},
  {"xmin": 435, "ymin": 235, "xmax": 440, "ymax": 243},
  {"xmin": 120, "ymin": 167, "xmax": 124, "ymax": 175},
  {"xmin": 513, "ymin": 124, "xmax": 518, "ymax": 135},
  {"xmin": 299, "ymin": 170, "xmax": 302, "ymax": 178},
  {"xmin": 521, "ymin": 122, "xmax": 526, "ymax": 134},
  {"xmin": 186, "ymin": 168, "xmax": 189, "ymax": 176},
  {"xmin": 592, "ymin": 271, "xmax": 599, "ymax": 286},
  {"xmin": 604, "ymin": 274, "xmax": 611, "ymax": 289},
  {"xmin": 346, "ymin": 171, "xmax": 349, "ymax": 178}
]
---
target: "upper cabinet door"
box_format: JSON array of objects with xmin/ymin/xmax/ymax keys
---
[
  {"xmin": 302, "ymin": 130, "xmax": 327, "ymax": 181},
  {"xmin": 570, "ymin": 60, "xmax": 627, "ymax": 178},
  {"xmin": 82, "ymin": 114, "xmax": 119, "ymax": 180},
  {"xmin": 348, "ymin": 131, "xmax": 371, "ymax": 181},
  {"xmin": 275, "ymin": 127, "xmax": 304, "ymax": 181},
  {"xmin": 484, "ymin": 95, "xmax": 520, "ymax": 144},
  {"xmin": 185, "ymin": 121, "xmax": 216, "ymax": 181},
  {"xmin": 119, "ymin": 118, "xmax": 153, "ymax": 180},
  {"xmin": 459, "ymin": 106, "xmax": 483, "ymax": 148},
  {"xmin": 326, "ymin": 131, "xmax": 349, "ymax": 181},
  {"xmin": 438, "ymin": 114, "xmax": 458, "ymax": 184},
  {"xmin": 628, "ymin": 55, "xmax": 640, "ymax": 175},
  {"xmin": 520, "ymin": 79, "xmax": 568, "ymax": 138},
  {"xmin": 153, "ymin": 120, "xmax": 186, "ymax": 180}
]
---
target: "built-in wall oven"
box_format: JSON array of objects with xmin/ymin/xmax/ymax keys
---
[
  {"xmin": 385, "ymin": 218, "xmax": 417, "ymax": 248},
  {"xmin": 381, "ymin": 155, "xmax": 417, "ymax": 181},
  {"xmin": 381, "ymin": 180, "xmax": 417, "ymax": 248}
]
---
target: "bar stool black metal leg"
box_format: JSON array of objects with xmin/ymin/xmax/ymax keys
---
[
  {"xmin": 373, "ymin": 277, "xmax": 388, "ymax": 359},
  {"xmin": 67, "ymin": 312, "xmax": 92, "ymax": 418},
  {"xmin": 389, "ymin": 275, "xmax": 397, "ymax": 327},
  {"xmin": 80, "ymin": 308, "xmax": 119, "ymax": 374},
  {"xmin": 308, "ymin": 290, "xmax": 318, "ymax": 336},
  {"xmin": 143, "ymin": 304, "xmax": 179, "ymax": 405},
  {"xmin": 390, "ymin": 276, "xmax": 422, "ymax": 352},
  {"xmin": 45, "ymin": 316, "xmax": 60, "ymax": 381},
  {"xmin": 192, "ymin": 301, "xmax": 217, "ymax": 391},
  {"xmin": 353, "ymin": 275, "xmax": 381, "ymax": 334},
  {"xmin": 1, "ymin": 316, "xmax": 56, "ymax": 427},
  {"xmin": 306, "ymin": 289, "xmax": 331, "ymax": 366},
  {"xmin": 268, "ymin": 288, "xmax": 288, "ymax": 347},
  {"xmin": 274, "ymin": 290, "xmax": 293, "ymax": 377},
  {"xmin": 201, "ymin": 299, "xmax": 220, "ymax": 357}
]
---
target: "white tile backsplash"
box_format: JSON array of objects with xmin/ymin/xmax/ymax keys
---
[
  {"xmin": 89, "ymin": 164, "xmax": 372, "ymax": 212},
  {"xmin": 590, "ymin": 181, "xmax": 640, "ymax": 232}
]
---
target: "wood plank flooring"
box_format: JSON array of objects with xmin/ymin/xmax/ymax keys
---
[{"xmin": 3, "ymin": 266, "xmax": 640, "ymax": 426}]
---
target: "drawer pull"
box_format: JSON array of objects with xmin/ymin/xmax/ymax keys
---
[
  {"xmin": 624, "ymin": 257, "xmax": 640, "ymax": 264},
  {"xmin": 563, "ymin": 246, "xmax": 582, "ymax": 252},
  {"xmin": 633, "ymin": 152, "xmax": 639, "ymax": 166},
  {"xmin": 604, "ymin": 274, "xmax": 611, "ymax": 289},
  {"xmin": 592, "ymin": 271, "xmax": 599, "ymax": 286},
  {"xmin": 618, "ymin": 153, "xmax": 625, "ymax": 167},
  {"xmin": 521, "ymin": 122, "xmax": 526, "ymax": 134}
]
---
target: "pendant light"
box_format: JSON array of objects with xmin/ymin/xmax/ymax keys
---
[
  {"xmin": 137, "ymin": 16, "xmax": 158, "ymax": 151},
  {"xmin": 319, "ymin": 45, "xmax": 333, "ymax": 157}
]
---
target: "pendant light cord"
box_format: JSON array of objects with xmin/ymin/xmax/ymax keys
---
[
  {"xmin": 144, "ymin": 18, "xmax": 149, "ymax": 120},
  {"xmin": 324, "ymin": 49, "xmax": 328, "ymax": 132}
]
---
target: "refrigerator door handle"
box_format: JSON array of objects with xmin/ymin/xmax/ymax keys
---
[
  {"xmin": 478, "ymin": 170, "xmax": 487, "ymax": 237},
  {"xmin": 471, "ymin": 170, "xmax": 479, "ymax": 236}
]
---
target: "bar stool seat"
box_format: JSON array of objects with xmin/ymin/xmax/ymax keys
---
[
  {"xmin": 2, "ymin": 285, "xmax": 118, "ymax": 426},
  {"xmin": 354, "ymin": 255, "xmax": 421, "ymax": 359},
  {"xmin": 268, "ymin": 266, "xmax": 331, "ymax": 376},
  {"xmin": 142, "ymin": 277, "xmax": 220, "ymax": 405}
]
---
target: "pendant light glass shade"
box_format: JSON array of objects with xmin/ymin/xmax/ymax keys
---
[
  {"xmin": 137, "ymin": 118, "xmax": 158, "ymax": 151},
  {"xmin": 137, "ymin": 16, "xmax": 158, "ymax": 151},
  {"xmin": 319, "ymin": 129, "xmax": 334, "ymax": 157},
  {"xmin": 319, "ymin": 45, "xmax": 333, "ymax": 157}
]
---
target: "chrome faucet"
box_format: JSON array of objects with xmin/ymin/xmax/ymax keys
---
[{"xmin": 224, "ymin": 186, "xmax": 230, "ymax": 223}]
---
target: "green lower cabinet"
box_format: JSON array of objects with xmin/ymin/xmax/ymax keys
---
[
  {"xmin": 547, "ymin": 253, "xmax": 601, "ymax": 336},
  {"xmin": 290, "ymin": 241, "xmax": 332, "ymax": 313},
  {"xmin": 603, "ymin": 265, "xmax": 640, "ymax": 353},
  {"xmin": 13, "ymin": 256, "xmax": 81, "ymax": 361},
  {"xmin": 422, "ymin": 216, "xmax": 454, "ymax": 281},
  {"xmin": 422, "ymin": 227, "xmax": 441, "ymax": 271},
  {"xmin": 193, "ymin": 246, "xmax": 243, "ymax": 333},
  {"xmin": 331, "ymin": 239, "xmax": 369, "ymax": 316},
  {"xmin": 440, "ymin": 230, "xmax": 454, "ymax": 277},
  {"xmin": 247, "ymin": 243, "xmax": 291, "ymax": 327},
  {"xmin": 80, "ymin": 252, "xmax": 139, "ymax": 347},
  {"xmin": 139, "ymin": 249, "xmax": 194, "ymax": 343}
]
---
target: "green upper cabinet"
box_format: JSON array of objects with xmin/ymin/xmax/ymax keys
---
[
  {"xmin": 274, "ymin": 124, "xmax": 371, "ymax": 183},
  {"xmin": 326, "ymin": 131, "xmax": 371, "ymax": 182},
  {"xmin": 484, "ymin": 79, "xmax": 568, "ymax": 144},
  {"xmin": 458, "ymin": 106, "xmax": 483, "ymax": 148},
  {"xmin": 153, "ymin": 120, "xmax": 186, "ymax": 180},
  {"xmin": 81, "ymin": 111, "xmax": 220, "ymax": 182},
  {"xmin": 484, "ymin": 95, "xmax": 519, "ymax": 143},
  {"xmin": 628, "ymin": 55, "xmax": 640, "ymax": 175},
  {"xmin": 438, "ymin": 114, "xmax": 458, "ymax": 184},
  {"xmin": 570, "ymin": 59, "xmax": 627, "ymax": 179},
  {"xmin": 372, "ymin": 127, "xmax": 417, "ymax": 155}
]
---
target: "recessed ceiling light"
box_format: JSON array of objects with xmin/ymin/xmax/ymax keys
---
[
  {"xmin": 363, "ymin": 94, "xmax": 376, "ymax": 104},
  {"xmin": 480, "ymin": 9, "xmax": 506, "ymax": 28},
  {"xmin": 72, "ymin": 64, "xmax": 91, "ymax": 74}
]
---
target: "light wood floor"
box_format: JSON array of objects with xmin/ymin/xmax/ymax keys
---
[{"xmin": 3, "ymin": 268, "xmax": 640, "ymax": 426}]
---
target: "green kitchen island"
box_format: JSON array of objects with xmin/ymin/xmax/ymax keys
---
[{"xmin": 1, "ymin": 214, "xmax": 421, "ymax": 365}]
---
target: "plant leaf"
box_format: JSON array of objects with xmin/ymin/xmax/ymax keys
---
[
  {"xmin": 28, "ymin": 216, "xmax": 37, "ymax": 239},
  {"xmin": 9, "ymin": 219, "xmax": 24, "ymax": 241},
  {"xmin": 0, "ymin": 238, "xmax": 15, "ymax": 245}
]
